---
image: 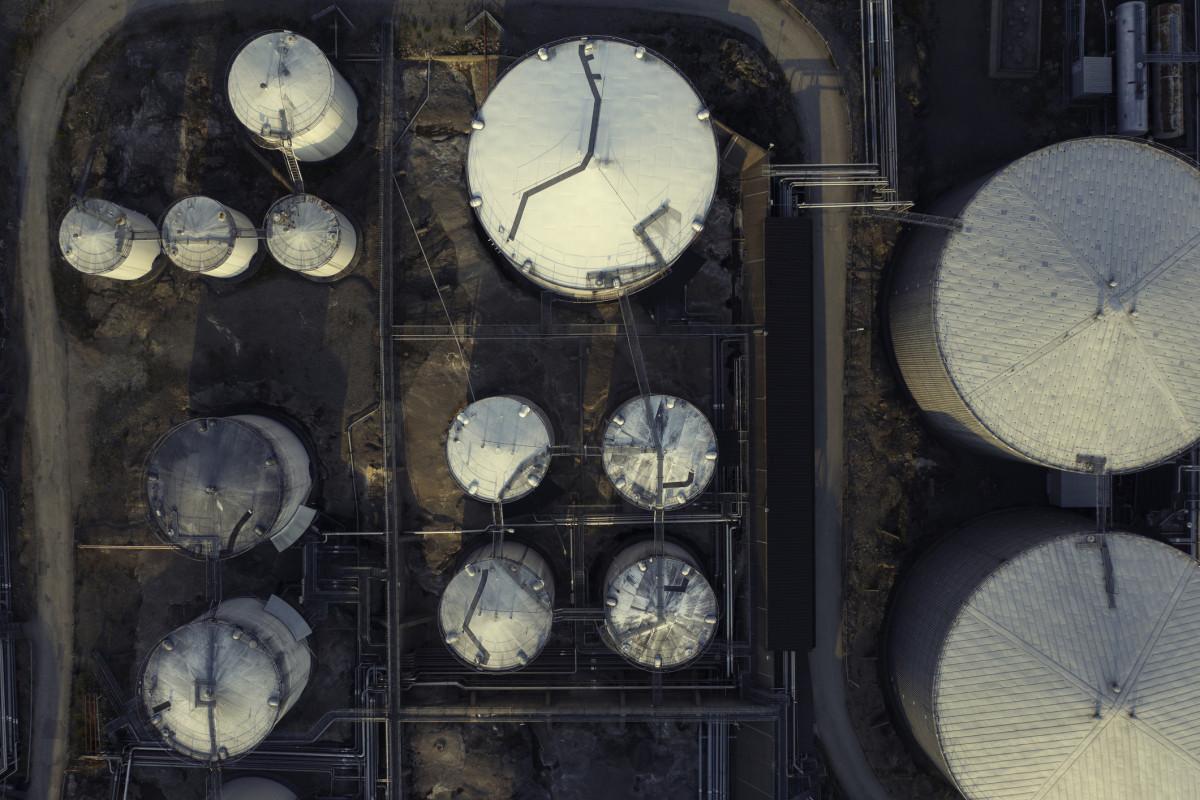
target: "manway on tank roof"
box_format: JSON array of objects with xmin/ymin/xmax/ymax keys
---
[{"xmin": 933, "ymin": 137, "xmax": 1200, "ymax": 472}]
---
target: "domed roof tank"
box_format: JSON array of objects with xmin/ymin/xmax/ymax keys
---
[
  {"xmin": 265, "ymin": 193, "xmax": 358, "ymax": 279},
  {"xmin": 445, "ymin": 395, "xmax": 554, "ymax": 503},
  {"xmin": 161, "ymin": 196, "xmax": 258, "ymax": 279},
  {"xmin": 58, "ymin": 198, "xmax": 160, "ymax": 280}
]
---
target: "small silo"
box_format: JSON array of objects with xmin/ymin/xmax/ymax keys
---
[
  {"xmin": 58, "ymin": 198, "xmax": 160, "ymax": 280},
  {"xmin": 140, "ymin": 596, "xmax": 312, "ymax": 763},
  {"xmin": 438, "ymin": 540, "xmax": 554, "ymax": 671},
  {"xmin": 221, "ymin": 778, "xmax": 297, "ymax": 800},
  {"xmin": 602, "ymin": 540, "xmax": 718, "ymax": 670},
  {"xmin": 445, "ymin": 395, "xmax": 554, "ymax": 503},
  {"xmin": 466, "ymin": 37, "xmax": 719, "ymax": 300},
  {"xmin": 601, "ymin": 394, "xmax": 718, "ymax": 509},
  {"xmin": 145, "ymin": 415, "xmax": 316, "ymax": 559},
  {"xmin": 161, "ymin": 196, "xmax": 258, "ymax": 279},
  {"xmin": 226, "ymin": 30, "xmax": 358, "ymax": 162},
  {"xmin": 888, "ymin": 508, "xmax": 1200, "ymax": 799},
  {"xmin": 265, "ymin": 194, "xmax": 358, "ymax": 279},
  {"xmin": 889, "ymin": 137, "xmax": 1200, "ymax": 473}
]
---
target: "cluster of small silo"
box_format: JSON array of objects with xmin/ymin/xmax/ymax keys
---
[
  {"xmin": 887, "ymin": 509, "xmax": 1200, "ymax": 800},
  {"xmin": 466, "ymin": 36, "xmax": 719, "ymax": 301},
  {"xmin": 140, "ymin": 595, "xmax": 312, "ymax": 763},
  {"xmin": 60, "ymin": 30, "xmax": 360, "ymax": 283}
]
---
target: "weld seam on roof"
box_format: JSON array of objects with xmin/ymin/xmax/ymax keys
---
[
  {"xmin": 1119, "ymin": 318, "xmax": 1195, "ymax": 439},
  {"xmin": 1116, "ymin": 226, "xmax": 1200, "ymax": 303},
  {"xmin": 1125, "ymin": 712, "xmax": 1200, "ymax": 775}
]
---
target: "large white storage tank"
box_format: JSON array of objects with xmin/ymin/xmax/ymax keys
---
[
  {"xmin": 144, "ymin": 415, "xmax": 316, "ymax": 558},
  {"xmin": 438, "ymin": 540, "xmax": 554, "ymax": 671},
  {"xmin": 601, "ymin": 394, "xmax": 718, "ymax": 509},
  {"xmin": 445, "ymin": 395, "xmax": 554, "ymax": 503},
  {"xmin": 140, "ymin": 596, "xmax": 313, "ymax": 763},
  {"xmin": 227, "ymin": 30, "xmax": 358, "ymax": 162},
  {"xmin": 161, "ymin": 196, "xmax": 258, "ymax": 279},
  {"xmin": 58, "ymin": 198, "xmax": 160, "ymax": 280},
  {"xmin": 887, "ymin": 508, "xmax": 1200, "ymax": 799},
  {"xmin": 265, "ymin": 194, "xmax": 358, "ymax": 279},
  {"xmin": 889, "ymin": 137, "xmax": 1200, "ymax": 474},
  {"xmin": 466, "ymin": 36, "xmax": 719, "ymax": 301},
  {"xmin": 221, "ymin": 778, "xmax": 297, "ymax": 800},
  {"xmin": 602, "ymin": 540, "xmax": 718, "ymax": 670}
]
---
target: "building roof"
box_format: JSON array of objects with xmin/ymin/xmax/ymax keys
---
[
  {"xmin": 58, "ymin": 198, "xmax": 141, "ymax": 274},
  {"xmin": 265, "ymin": 194, "xmax": 343, "ymax": 270},
  {"xmin": 227, "ymin": 30, "xmax": 336, "ymax": 142},
  {"xmin": 601, "ymin": 394, "xmax": 717, "ymax": 509},
  {"xmin": 145, "ymin": 417, "xmax": 291, "ymax": 558},
  {"xmin": 438, "ymin": 542, "xmax": 554, "ymax": 671},
  {"xmin": 161, "ymin": 196, "xmax": 240, "ymax": 272},
  {"xmin": 934, "ymin": 137, "xmax": 1200, "ymax": 472},
  {"xmin": 445, "ymin": 395, "xmax": 553, "ymax": 503},
  {"xmin": 933, "ymin": 530, "xmax": 1200, "ymax": 799},
  {"xmin": 466, "ymin": 37, "xmax": 718, "ymax": 299}
]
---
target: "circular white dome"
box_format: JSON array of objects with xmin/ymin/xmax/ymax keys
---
[
  {"xmin": 466, "ymin": 37, "xmax": 718, "ymax": 300},
  {"xmin": 265, "ymin": 194, "xmax": 343, "ymax": 271},
  {"xmin": 445, "ymin": 396, "xmax": 553, "ymax": 503},
  {"xmin": 916, "ymin": 137, "xmax": 1200, "ymax": 472},
  {"xmin": 58, "ymin": 199, "xmax": 138, "ymax": 274},
  {"xmin": 227, "ymin": 31, "xmax": 335, "ymax": 144},
  {"xmin": 601, "ymin": 394, "xmax": 717, "ymax": 509},
  {"xmin": 162, "ymin": 196, "xmax": 238, "ymax": 272}
]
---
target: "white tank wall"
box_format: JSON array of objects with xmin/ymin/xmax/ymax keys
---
[
  {"xmin": 113, "ymin": 208, "xmax": 161, "ymax": 280},
  {"xmin": 210, "ymin": 205, "xmax": 258, "ymax": 279},
  {"xmin": 306, "ymin": 205, "xmax": 357, "ymax": 277},
  {"xmin": 291, "ymin": 68, "xmax": 358, "ymax": 161},
  {"xmin": 231, "ymin": 415, "xmax": 313, "ymax": 536},
  {"xmin": 217, "ymin": 597, "xmax": 311, "ymax": 721}
]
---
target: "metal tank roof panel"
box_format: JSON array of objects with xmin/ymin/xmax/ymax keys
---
[
  {"xmin": 445, "ymin": 396, "xmax": 553, "ymax": 503},
  {"xmin": 602, "ymin": 394, "xmax": 717, "ymax": 509},
  {"xmin": 145, "ymin": 418, "xmax": 289, "ymax": 558},
  {"xmin": 931, "ymin": 529, "xmax": 1200, "ymax": 799},
  {"xmin": 934, "ymin": 137, "xmax": 1200, "ymax": 472},
  {"xmin": 438, "ymin": 543, "xmax": 554, "ymax": 671},
  {"xmin": 58, "ymin": 199, "xmax": 137, "ymax": 273},
  {"xmin": 227, "ymin": 31, "xmax": 335, "ymax": 142},
  {"xmin": 162, "ymin": 196, "xmax": 238, "ymax": 272},
  {"xmin": 466, "ymin": 37, "xmax": 718, "ymax": 300},
  {"xmin": 265, "ymin": 194, "xmax": 342, "ymax": 271},
  {"xmin": 604, "ymin": 546, "xmax": 718, "ymax": 670},
  {"xmin": 141, "ymin": 618, "xmax": 285, "ymax": 762}
]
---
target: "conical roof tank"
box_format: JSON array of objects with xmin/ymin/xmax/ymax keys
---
[
  {"xmin": 144, "ymin": 415, "xmax": 316, "ymax": 559},
  {"xmin": 221, "ymin": 778, "xmax": 297, "ymax": 800},
  {"xmin": 602, "ymin": 540, "xmax": 717, "ymax": 670},
  {"xmin": 446, "ymin": 395, "xmax": 554, "ymax": 503},
  {"xmin": 265, "ymin": 194, "xmax": 358, "ymax": 279},
  {"xmin": 888, "ymin": 508, "xmax": 1200, "ymax": 799},
  {"xmin": 889, "ymin": 137, "xmax": 1200, "ymax": 473},
  {"xmin": 466, "ymin": 36, "xmax": 719, "ymax": 301},
  {"xmin": 601, "ymin": 394, "xmax": 718, "ymax": 509},
  {"xmin": 227, "ymin": 30, "xmax": 358, "ymax": 161},
  {"xmin": 161, "ymin": 196, "xmax": 258, "ymax": 278},
  {"xmin": 58, "ymin": 198, "xmax": 160, "ymax": 280},
  {"xmin": 140, "ymin": 596, "xmax": 312, "ymax": 763},
  {"xmin": 438, "ymin": 540, "xmax": 555, "ymax": 671}
]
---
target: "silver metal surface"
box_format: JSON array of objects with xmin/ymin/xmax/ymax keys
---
[
  {"xmin": 603, "ymin": 540, "xmax": 717, "ymax": 670},
  {"xmin": 1116, "ymin": 2, "xmax": 1150, "ymax": 135},
  {"xmin": 58, "ymin": 198, "xmax": 159, "ymax": 278},
  {"xmin": 601, "ymin": 394, "xmax": 717, "ymax": 509},
  {"xmin": 889, "ymin": 508, "xmax": 1200, "ymax": 799},
  {"xmin": 437, "ymin": 541, "xmax": 554, "ymax": 671},
  {"xmin": 445, "ymin": 395, "xmax": 553, "ymax": 503},
  {"xmin": 161, "ymin": 196, "xmax": 257, "ymax": 277},
  {"xmin": 140, "ymin": 596, "xmax": 312, "ymax": 763},
  {"xmin": 145, "ymin": 415, "xmax": 314, "ymax": 559},
  {"xmin": 890, "ymin": 137, "xmax": 1200, "ymax": 473},
  {"xmin": 265, "ymin": 193, "xmax": 357, "ymax": 276}
]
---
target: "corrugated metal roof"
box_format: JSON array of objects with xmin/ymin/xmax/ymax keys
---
[
  {"xmin": 934, "ymin": 138, "xmax": 1200, "ymax": 472},
  {"xmin": 934, "ymin": 531, "xmax": 1200, "ymax": 799}
]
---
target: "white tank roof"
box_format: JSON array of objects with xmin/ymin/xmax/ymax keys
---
[
  {"xmin": 466, "ymin": 37, "xmax": 718, "ymax": 300},
  {"xmin": 604, "ymin": 540, "xmax": 717, "ymax": 670},
  {"xmin": 438, "ymin": 541, "xmax": 554, "ymax": 671},
  {"xmin": 221, "ymin": 778, "xmax": 297, "ymax": 800},
  {"xmin": 265, "ymin": 194, "xmax": 344, "ymax": 271},
  {"xmin": 445, "ymin": 395, "xmax": 553, "ymax": 503},
  {"xmin": 929, "ymin": 137, "xmax": 1200, "ymax": 472},
  {"xmin": 918, "ymin": 527, "xmax": 1200, "ymax": 799},
  {"xmin": 58, "ymin": 198, "xmax": 149, "ymax": 274},
  {"xmin": 602, "ymin": 395, "xmax": 717, "ymax": 509},
  {"xmin": 227, "ymin": 30, "xmax": 336, "ymax": 143},
  {"xmin": 161, "ymin": 196, "xmax": 242, "ymax": 272}
]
